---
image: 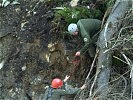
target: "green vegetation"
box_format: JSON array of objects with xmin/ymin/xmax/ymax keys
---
[{"xmin": 54, "ymin": 6, "xmax": 101, "ymax": 24}]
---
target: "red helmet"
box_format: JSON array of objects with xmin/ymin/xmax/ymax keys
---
[{"xmin": 51, "ymin": 78, "xmax": 63, "ymax": 88}]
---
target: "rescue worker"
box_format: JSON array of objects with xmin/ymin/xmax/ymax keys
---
[
  {"xmin": 68, "ymin": 19, "xmax": 101, "ymax": 58},
  {"xmin": 43, "ymin": 75, "xmax": 86, "ymax": 100}
]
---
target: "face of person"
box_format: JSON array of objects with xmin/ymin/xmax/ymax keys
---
[{"xmin": 73, "ymin": 29, "xmax": 78, "ymax": 36}]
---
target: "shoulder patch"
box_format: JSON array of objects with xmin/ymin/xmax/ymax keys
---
[{"xmin": 84, "ymin": 38, "xmax": 88, "ymax": 42}]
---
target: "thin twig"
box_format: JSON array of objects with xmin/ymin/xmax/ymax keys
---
[
  {"xmin": 104, "ymin": 26, "xmax": 133, "ymax": 53},
  {"xmin": 89, "ymin": 69, "xmax": 100, "ymax": 98},
  {"xmin": 89, "ymin": 52, "xmax": 101, "ymax": 98},
  {"xmin": 121, "ymin": 52, "xmax": 131, "ymax": 66},
  {"xmin": 101, "ymin": 7, "xmax": 112, "ymax": 29},
  {"xmin": 31, "ymin": 0, "xmax": 42, "ymax": 12},
  {"xmin": 85, "ymin": 49, "xmax": 99, "ymax": 83},
  {"xmin": 113, "ymin": 13, "xmax": 133, "ymax": 23},
  {"xmin": 113, "ymin": 56, "xmax": 128, "ymax": 65},
  {"xmin": 121, "ymin": 52, "xmax": 133, "ymax": 100}
]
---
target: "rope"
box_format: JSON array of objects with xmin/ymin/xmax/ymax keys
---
[{"xmin": 69, "ymin": 56, "xmax": 81, "ymax": 77}]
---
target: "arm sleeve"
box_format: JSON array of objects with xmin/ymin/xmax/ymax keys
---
[
  {"xmin": 61, "ymin": 81, "xmax": 66, "ymax": 89},
  {"xmin": 80, "ymin": 42, "xmax": 90, "ymax": 55},
  {"xmin": 56, "ymin": 88, "xmax": 81, "ymax": 96},
  {"xmin": 79, "ymin": 35, "xmax": 92, "ymax": 55},
  {"xmin": 77, "ymin": 19, "xmax": 101, "ymax": 55},
  {"xmin": 77, "ymin": 20, "xmax": 92, "ymax": 54}
]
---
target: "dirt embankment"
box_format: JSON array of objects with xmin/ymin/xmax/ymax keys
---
[{"xmin": 0, "ymin": 1, "xmax": 90, "ymax": 99}]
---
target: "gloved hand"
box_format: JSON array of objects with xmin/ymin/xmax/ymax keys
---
[
  {"xmin": 63, "ymin": 75, "xmax": 70, "ymax": 82},
  {"xmin": 75, "ymin": 51, "xmax": 80, "ymax": 56},
  {"xmin": 74, "ymin": 51, "xmax": 81, "ymax": 61},
  {"xmin": 80, "ymin": 84, "xmax": 87, "ymax": 90}
]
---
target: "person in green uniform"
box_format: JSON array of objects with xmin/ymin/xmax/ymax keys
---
[
  {"xmin": 68, "ymin": 19, "xmax": 101, "ymax": 57},
  {"xmin": 43, "ymin": 75, "xmax": 86, "ymax": 100}
]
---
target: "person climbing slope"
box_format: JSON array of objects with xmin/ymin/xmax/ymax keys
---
[
  {"xmin": 43, "ymin": 75, "xmax": 86, "ymax": 100},
  {"xmin": 68, "ymin": 19, "xmax": 101, "ymax": 58}
]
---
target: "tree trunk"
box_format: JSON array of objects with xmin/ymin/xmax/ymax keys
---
[{"xmin": 95, "ymin": 0, "xmax": 131, "ymax": 97}]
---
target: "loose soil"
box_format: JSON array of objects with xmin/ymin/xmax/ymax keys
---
[{"xmin": 0, "ymin": 1, "xmax": 91, "ymax": 99}]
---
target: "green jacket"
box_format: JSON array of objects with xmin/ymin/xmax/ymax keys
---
[
  {"xmin": 43, "ymin": 86, "xmax": 80, "ymax": 100},
  {"xmin": 77, "ymin": 19, "xmax": 101, "ymax": 55}
]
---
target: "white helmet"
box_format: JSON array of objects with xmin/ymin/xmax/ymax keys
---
[{"xmin": 68, "ymin": 23, "xmax": 77, "ymax": 34}]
